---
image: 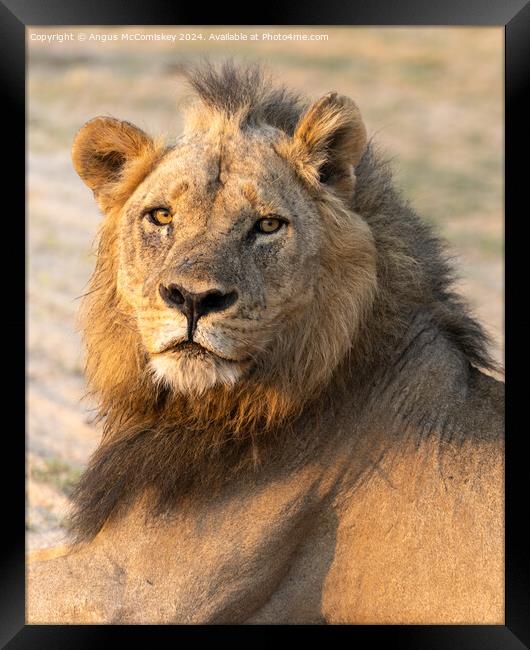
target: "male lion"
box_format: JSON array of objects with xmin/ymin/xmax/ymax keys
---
[{"xmin": 27, "ymin": 63, "xmax": 503, "ymax": 624}]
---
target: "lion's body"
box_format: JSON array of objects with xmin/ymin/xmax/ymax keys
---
[
  {"xmin": 27, "ymin": 64, "xmax": 504, "ymax": 624},
  {"xmin": 27, "ymin": 345, "xmax": 503, "ymax": 624}
]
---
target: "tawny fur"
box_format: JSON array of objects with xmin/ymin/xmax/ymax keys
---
[{"xmin": 27, "ymin": 62, "xmax": 503, "ymax": 624}]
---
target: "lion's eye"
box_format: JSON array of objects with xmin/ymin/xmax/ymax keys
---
[
  {"xmin": 148, "ymin": 208, "xmax": 173, "ymax": 226},
  {"xmin": 255, "ymin": 217, "xmax": 284, "ymax": 234}
]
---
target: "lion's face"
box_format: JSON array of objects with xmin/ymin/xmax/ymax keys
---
[
  {"xmin": 73, "ymin": 88, "xmax": 376, "ymax": 403},
  {"xmin": 117, "ymin": 125, "xmax": 322, "ymax": 395}
]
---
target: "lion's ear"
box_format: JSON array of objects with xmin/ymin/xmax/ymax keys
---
[
  {"xmin": 72, "ymin": 117, "xmax": 155, "ymax": 195},
  {"xmin": 282, "ymin": 93, "xmax": 367, "ymax": 198}
]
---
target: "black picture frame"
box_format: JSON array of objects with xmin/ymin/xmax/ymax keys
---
[{"xmin": 5, "ymin": 0, "xmax": 528, "ymax": 646}]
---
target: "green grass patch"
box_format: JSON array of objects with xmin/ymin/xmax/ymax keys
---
[
  {"xmin": 400, "ymin": 57, "xmax": 446, "ymax": 84},
  {"xmin": 451, "ymin": 232, "xmax": 503, "ymax": 256},
  {"xmin": 31, "ymin": 458, "xmax": 82, "ymax": 497},
  {"xmin": 395, "ymin": 158, "xmax": 501, "ymax": 224}
]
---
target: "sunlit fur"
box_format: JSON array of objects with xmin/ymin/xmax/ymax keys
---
[
  {"xmin": 70, "ymin": 63, "xmax": 495, "ymax": 541},
  {"xmin": 149, "ymin": 353, "xmax": 243, "ymax": 396}
]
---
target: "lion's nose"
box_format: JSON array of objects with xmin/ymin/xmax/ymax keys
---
[{"xmin": 159, "ymin": 283, "xmax": 238, "ymax": 339}]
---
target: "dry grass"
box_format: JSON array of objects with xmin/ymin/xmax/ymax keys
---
[{"xmin": 26, "ymin": 26, "xmax": 503, "ymax": 550}]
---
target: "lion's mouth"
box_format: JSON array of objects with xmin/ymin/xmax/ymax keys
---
[
  {"xmin": 154, "ymin": 339, "xmax": 241, "ymax": 363},
  {"xmin": 159, "ymin": 340, "xmax": 209, "ymax": 357}
]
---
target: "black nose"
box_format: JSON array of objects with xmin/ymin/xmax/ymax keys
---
[{"xmin": 159, "ymin": 283, "xmax": 238, "ymax": 340}]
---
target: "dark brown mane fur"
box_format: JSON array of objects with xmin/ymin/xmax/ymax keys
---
[
  {"xmin": 69, "ymin": 63, "xmax": 497, "ymax": 543},
  {"xmin": 179, "ymin": 60, "xmax": 308, "ymax": 132}
]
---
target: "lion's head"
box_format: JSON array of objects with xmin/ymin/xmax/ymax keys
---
[{"xmin": 73, "ymin": 63, "xmax": 377, "ymax": 431}]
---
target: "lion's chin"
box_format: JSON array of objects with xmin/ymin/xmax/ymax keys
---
[{"xmin": 149, "ymin": 351, "xmax": 243, "ymax": 396}]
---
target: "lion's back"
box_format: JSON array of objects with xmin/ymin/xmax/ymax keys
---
[{"xmin": 319, "ymin": 367, "xmax": 504, "ymax": 624}]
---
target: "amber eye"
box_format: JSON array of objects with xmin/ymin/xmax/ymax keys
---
[
  {"xmin": 256, "ymin": 216, "xmax": 284, "ymax": 234},
  {"xmin": 148, "ymin": 208, "xmax": 173, "ymax": 226}
]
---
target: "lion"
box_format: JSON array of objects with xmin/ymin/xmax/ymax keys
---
[{"xmin": 27, "ymin": 62, "xmax": 504, "ymax": 624}]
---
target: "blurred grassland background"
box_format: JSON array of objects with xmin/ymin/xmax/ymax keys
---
[{"xmin": 27, "ymin": 26, "xmax": 503, "ymax": 550}]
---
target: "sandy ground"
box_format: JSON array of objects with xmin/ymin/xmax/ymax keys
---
[{"xmin": 26, "ymin": 27, "xmax": 503, "ymax": 551}]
